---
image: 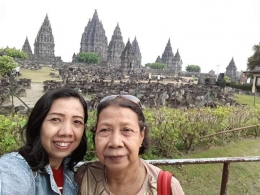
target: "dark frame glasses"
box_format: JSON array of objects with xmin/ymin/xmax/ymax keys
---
[{"xmin": 100, "ymin": 95, "xmax": 142, "ymax": 108}]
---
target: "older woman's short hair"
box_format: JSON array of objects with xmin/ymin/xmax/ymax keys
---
[
  {"xmin": 19, "ymin": 88, "xmax": 88, "ymax": 171},
  {"xmin": 92, "ymin": 96, "xmax": 149, "ymax": 155}
]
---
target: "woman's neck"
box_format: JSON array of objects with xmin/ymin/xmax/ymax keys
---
[
  {"xmin": 49, "ymin": 158, "xmax": 63, "ymax": 169},
  {"xmin": 105, "ymin": 160, "xmax": 147, "ymax": 195}
]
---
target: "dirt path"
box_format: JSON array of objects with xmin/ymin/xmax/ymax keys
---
[{"xmin": 13, "ymin": 83, "xmax": 44, "ymax": 107}]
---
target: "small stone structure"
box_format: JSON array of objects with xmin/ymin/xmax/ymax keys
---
[
  {"xmin": 0, "ymin": 76, "xmax": 31, "ymax": 115},
  {"xmin": 226, "ymin": 57, "xmax": 238, "ymax": 82}
]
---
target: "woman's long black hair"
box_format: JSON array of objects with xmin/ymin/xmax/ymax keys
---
[{"xmin": 19, "ymin": 88, "xmax": 88, "ymax": 171}]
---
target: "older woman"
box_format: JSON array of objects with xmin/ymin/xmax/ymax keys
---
[
  {"xmin": 0, "ymin": 88, "xmax": 88, "ymax": 195},
  {"xmin": 76, "ymin": 95, "xmax": 184, "ymax": 195}
]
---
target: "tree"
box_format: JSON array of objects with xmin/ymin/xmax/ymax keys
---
[
  {"xmin": 145, "ymin": 62, "xmax": 166, "ymax": 69},
  {"xmin": 223, "ymin": 75, "xmax": 230, "ymax": 84},
  {"xmin": 219, "ymin": 77, "xmax": 226, "ymax": 89},
  {"xmin": 0, "ymin": 48, "xmax": 27, "ymax": 76},
  {"xmin": 0, "ymin": 56, "xmax": 17, "ymax": 76},
  {"xmin": 0, "ymin": 48, "xmax": 27, "ymax": 59},
  {"xmin": 186, "ymin": 65, "xmax": 201, "ymax": 72},
  {"xmin": 247, "ymin": 44, "xmax": 260, "ymax": 71},
  {"xmin": 76, "ymin": 52, "xmax": 101, "ymax": 64}
]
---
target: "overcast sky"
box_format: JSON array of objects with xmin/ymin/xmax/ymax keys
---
[{"xmin": 1, "ymin": 0, "xmax": 260, "ymax": 73}]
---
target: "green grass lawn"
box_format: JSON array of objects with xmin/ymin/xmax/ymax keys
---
[
  {"xmin": 19, "ymin": 67, "xmax": 61, "ymax": 83},
  {"xmin": 234, "ymin": 94, "xmax": 260, "ymax": 106},
  {"xmin": 160, "ymin": 138, "xmax": 260, "ymax": 195}
]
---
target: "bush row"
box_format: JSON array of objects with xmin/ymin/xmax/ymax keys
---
[
  {"xmin": 229, "ymin": 83, "xmax": 253, "ymax": 91},
  {"xmin": 1, "ymin": 106, "xmax": 260, "ymax": 159}
]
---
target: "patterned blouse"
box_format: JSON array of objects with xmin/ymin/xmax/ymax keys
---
[{"xmin": 76, "ymin": 158, "xmax": 184, "ymax": 195}]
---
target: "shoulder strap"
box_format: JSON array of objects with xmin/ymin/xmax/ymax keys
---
[{"xmin": 157, "ymin": 170, "xmax": 172, "ymax": 195}]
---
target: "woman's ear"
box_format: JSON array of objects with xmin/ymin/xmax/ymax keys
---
[{"xmin": 140, "ymin": 127, "xmax": 145, "ymax": 145}]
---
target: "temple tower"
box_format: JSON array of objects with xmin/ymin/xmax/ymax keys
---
[
  {"xmin": 72, "ymin": 53, "xmax": 76, "ymax": 62},
  {"xmin": 107, "ymin": 23, "xmax": 125, "ymax": 67},
  {"xmin": 161, "ymin": 38, "xmax": 174, "ymax": 69},
  {"xmin": 121, "ymin": 39, "xmax": 135, "ymax": 69},
  {"xmin": 156, "ymin": 56, "xmax": 162, "ymax": 63},
  {"xmin": 226, "ymin": 57, "xmax": 237, "ymax": 82},
  {"xmin": 34, "ymin": 14, "xmax": 55, "ymax": 58},
  {"xmin": 80, "ymin": 9, "xmax": 108, "ymax": 63},
  {"xmin": 173, "ymin": 49, "xmax": 183, "ymax": 73},
  {"xmin": 132, "ymin": 37, "xmax": 142, "ymax": 68},
  {"xmin": 22, "ymin": 37, "xmax": 33, "ymax": 58}
]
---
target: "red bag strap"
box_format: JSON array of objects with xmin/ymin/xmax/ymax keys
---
[{"xmin": 157, "ymin": 170, "xmax": 172, "ymax": 195}]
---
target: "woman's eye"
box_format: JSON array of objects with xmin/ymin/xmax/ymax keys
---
[
  {"xmin": 74, "ymin": 120, "xmax": 84, "ymax": 125},
  {"xmin": 123, "ymin": 128, "xmax": 133, "ymax": 132},
  {"xmin": 97, "ymin": 128, "xmax": 111, "ymax": 135},
  {"xmin": 50, "ymin": 118, "xmax": 60, "ymax": 122},
  {"xmin": 100, "ymin": 128, "xmax": 109, "ymax": 132}
]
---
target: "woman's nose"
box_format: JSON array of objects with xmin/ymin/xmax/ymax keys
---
[
  {"xmin": 58, "ymin": 121, "xmax": 73, "ymax": 136},
  {"xmin": 108, "ymin": 131, "xmax": 124, "ymax": 147}
]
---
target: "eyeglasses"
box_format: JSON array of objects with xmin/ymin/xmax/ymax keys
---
[{"xmin": 100, "ymin": 95, "xmax": 142, "ymax": 108}]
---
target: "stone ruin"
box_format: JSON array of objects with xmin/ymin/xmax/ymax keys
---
[
  {"xmin": 41, "ymin": 65, "xmax": 237, "ymax": 111},
  {"xmin": 0, "ymin": 62, "xmax": 240, "ymax": 115},
  {"xmin": 0, "ymin": 76, "xmax": 31, "ymax": 115}
]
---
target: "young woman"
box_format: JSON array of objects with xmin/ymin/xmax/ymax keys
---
[
  {"xmin": 76, "ymin": 95, "xmax": 184, "ymax": 195},
  {"xmin": 0, "ymin": 88, "xmax": 88, "ymax": 195}
]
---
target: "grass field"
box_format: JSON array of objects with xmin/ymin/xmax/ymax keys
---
[
  {"xmin": 162, "ymin": 138, "xmax": 260, "ymax": 195},
  {"xmin": 234, "ymin": 94, "xmax": 260, "ymax": 106},
  {"xmin": 19, "ymin": 67, "xmax": 61, "ymax": 83}
]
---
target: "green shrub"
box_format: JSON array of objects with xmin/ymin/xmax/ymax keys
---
[
  {"xmin": 0, "ymin": 114, "xmax": 27, "ymax": 155},
  {"xmin": 230, "ymin": 83, "xmax": 252, "ymax": 91},
  {"xmin": 1, "ymin": 106, "xmax": 260, "ymax": 160}
]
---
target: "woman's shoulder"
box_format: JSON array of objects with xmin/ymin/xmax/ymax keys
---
[
  {"xmin": 77, "ymin": 160, "xmax": 103, "ymax": 172},
  {"xmin": 0, "ymin": 152, "xmax": 29, "ymax": 169},
  {"xmin": 0, "ymin": 152, "xmax": 34, "ymax": 194},
  {"xmin": 0, "ymin": 152, "xmax": 32, "ymax": 175},
  {"xmin": 141, "ymin": 159, "xmax": 161, "ymax": 176},
  {"xmin": 74, "ymin": 160, "xmax": 103, "ymax": 184},
  {"xmin": 141, "ymin": 159, "xmax": 185, "ymax": 195}
]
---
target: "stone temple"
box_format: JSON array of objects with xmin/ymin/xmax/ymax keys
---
[
  {"xmin": 80, "ymin": 10, "xmax": 108, "ymax": 63},
  {"xmin": 107, "ymin": 23, "xmax": 125, "ymax": 67},
  {"xmin": 22, "ymin": 14, "xmax": 61, "ymax": 65},
  {"xmin": 78, "ymin": 10, "xmax": 142, "ymax": 69},
  {"xmin": 225, "ymin": 57, "xmax": 238, "ymax": 82},
  {"xmin": 156, "ymin": 39, "xmax": 183, "ymax": 72},
  {"xmin": 21, "ymin": 10, "xmax": 182, "ymax": 73}
]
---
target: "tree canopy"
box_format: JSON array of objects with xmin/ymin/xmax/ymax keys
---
[
  {"xmin": 224, "ymin": 75, "xmax": 230, "ymax": 83},
  {"xmin": 0, "ymin": 56, "xmax": 17, "ymax": 76},
  {"xmin": 76, "ymin": 52, "xmax": 101, "ymax": 64},
  {"xmin": 186, "ymin": 65, "xmax": 201, "ymax": 72},
  {"xmin": 247, "ymin": 44, "xmax": 260, "ymax": 71},
  {"xmin": 145, "ymin": 62, "xmax": 166, "ymax": 69},
  {"xmin": 0, "ymin": 47, "xmax": 27, "ymax": 76},
  {"xmin": 0, "ymin": 48, "xmax": 27, "ymax": 59}
]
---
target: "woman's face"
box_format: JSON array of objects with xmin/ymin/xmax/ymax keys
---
[
  {"xmin": 41, "ymin": 97, "xmax": 85, "ymax": 168},
  {"xmin": 95, "ymin": 105, "xmax": 145, "ymax": 172}
]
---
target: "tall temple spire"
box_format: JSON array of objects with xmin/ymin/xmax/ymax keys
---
[
  {"xmin": 121, "ymin": 39, "xmax": 135, "ymax": 69},
  {"xmin": 226, "ymin": 57, "xmax": 237, "ymax": 82},
  {"xmin": 173, "ymin": 49, "xmax": 183, "ymax": 73},
  {"xmin": 80, "ymin": 9, "xmax": 108, "ymax": 63},
  {"xmin": 34, "ymin": 14, "xmax": 55, "ymax": 58},
  {"xmin": 22, "ymin": 36, "xmax": 33, "ymax": 58},
  {"xmin": 161, "ymin": 38, "xmax": 174, "ymax": 69},
  {"xmin": 107, "ymin": 23, "xmax": 125, "ymax": 67},
  {"xmin": 132, "ymin": 36, "xmax": 142, "ymax": 68},
  {"xmin": 93, "ymin": 9, "xmax": 99, "ymax": 21},
  {"xmin": 156, "ymin": 56, "xmax": 162, "ymax": 63}
]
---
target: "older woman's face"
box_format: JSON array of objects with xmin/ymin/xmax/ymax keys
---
[
  {"xmin": 95, "ymin": 105, "xmax": 144, "ymax": 172},
  {"xmin": 41, "ymin": 97, "xmax": 85, "ymax": 168}
]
